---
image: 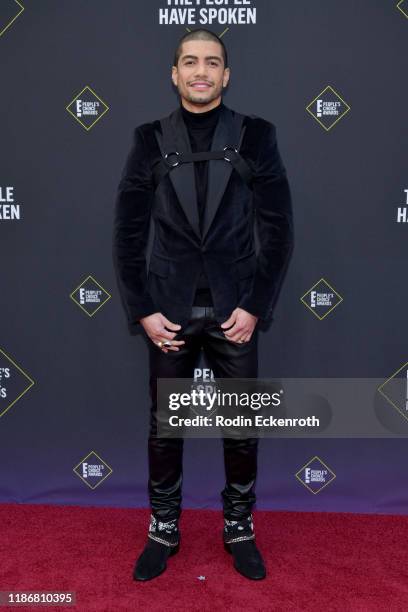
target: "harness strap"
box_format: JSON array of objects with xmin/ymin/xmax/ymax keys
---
[{"xmin": 152, "ymin": 113, "xmax": 253, "ymax": 190}]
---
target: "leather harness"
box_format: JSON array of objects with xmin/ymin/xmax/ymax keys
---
[{"xmin": 152, "ymin": 112, "xmax": 254, "ymax": 191}]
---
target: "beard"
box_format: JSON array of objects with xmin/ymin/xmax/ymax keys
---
[{"xmin": 180, "ymin": 82, "xmax": 223, "ymax": 106}]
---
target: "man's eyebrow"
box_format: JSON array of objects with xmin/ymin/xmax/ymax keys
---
[{"xmin": 180, "ymin": 54, "xmax": 222, "ymax": 61}]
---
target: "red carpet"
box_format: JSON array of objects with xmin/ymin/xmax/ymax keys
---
[{"xmin": 1, "ymin": 503, "xmax": 408, "ymax": 611}]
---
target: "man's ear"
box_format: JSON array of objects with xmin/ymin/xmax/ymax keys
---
[
  {"xmin": 171, "ymin": 66, "xmax": 178, "ymax": 87},
  {"xmin": 223, "ymin": 67, "xmax": 230, "ymax": 88}
]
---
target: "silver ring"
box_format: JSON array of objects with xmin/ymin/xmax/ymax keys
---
[
  {"xmin": 164, "ymin": 151, "xmax": 180, "ymax": 167},
  {"xmin": 223, "ymin": 145, "xmax": 238, "ymax": 162}
]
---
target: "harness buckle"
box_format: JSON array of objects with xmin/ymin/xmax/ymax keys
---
[
  {"xmin": 223, "ymin": 145, "xmax": 239, "ymax": 162},
  {"xmin": 164, "ymin": 151, "xmax": 180, "ymax": 167}
]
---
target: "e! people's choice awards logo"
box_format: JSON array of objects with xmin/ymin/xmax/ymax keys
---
[
  {"xmin": 300, "ymin": 278, "xmax": 343, "ymax": 320},
  {"xmin": 73, "ymin": 451, "xmax": 113, "ymax": 490},
  {"xmin": 306, "ymin": 85, "xmax": 351, "ymax": 131},
  {"xmin": 295, "ymin": 456, "xmax": 336, "ymax": 494},
  {"xmin": 66, "ymin": 86, "xmax": 109, "ymax": 131},
  {"xmin": 70, "ymin": 275, "xmax": 111, "ymax": 317},
  {"xmin": 0, "ymin": 347, "xmax": 34, "ymax": 418}
]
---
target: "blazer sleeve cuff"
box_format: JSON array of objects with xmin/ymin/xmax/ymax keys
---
[
  {"xmin": 126, "ymin": 301, "xmax": 159, "ymax": 336},
  {"xmin": 237, "ymin": 295, "xmax": 274, "ymax": 324}
]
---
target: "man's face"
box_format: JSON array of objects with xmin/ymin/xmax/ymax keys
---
[{"xmin": 172, "ymin": 39, "xmax": 230, "ymax": 108}]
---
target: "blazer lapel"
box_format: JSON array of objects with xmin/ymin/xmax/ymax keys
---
[
  {"xmin": 201, "ymin": 104, "xmax": 236, "ymax": 242},
  {"xmin": 167, "ymin": 103, "xmax": 237, "ymax": 243},
  {"xmin": 168, "ymin": 108, "xmax": 201, "ymax": 240}
]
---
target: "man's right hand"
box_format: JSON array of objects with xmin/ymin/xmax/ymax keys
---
[{"xmin": 139, "ymin": 313, "xmax": 185, "ymax": 353}]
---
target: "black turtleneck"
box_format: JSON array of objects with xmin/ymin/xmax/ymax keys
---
[{"xmin": 180, "ymin": 100, "xmax": 224, "ymax": 306}]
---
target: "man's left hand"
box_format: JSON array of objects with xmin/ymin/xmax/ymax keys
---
[{"xmin": 220, "ymin": 308, "xmax": 258, "ymax": 343}]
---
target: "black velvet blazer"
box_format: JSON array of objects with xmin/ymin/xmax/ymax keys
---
[{"xmin": 112, "ymin": 102, "xmax": 294, "ymax": 335}]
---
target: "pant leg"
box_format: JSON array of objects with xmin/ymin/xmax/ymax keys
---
[
  {"xmin": 146, "ymin": 312, "xmax": 203, "ymax": 521},
  {"xmin": 201, "ymin": 309, "xmax": 259, "ymax": 520}
]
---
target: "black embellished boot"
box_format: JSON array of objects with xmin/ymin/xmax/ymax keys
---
[
  {"xmin": 133, "ymin": 514, "xmax": 180, "ymax": 581},
  {"xmin": 223, "ymin": 514, "xmax": 266, "ymax": 580}
]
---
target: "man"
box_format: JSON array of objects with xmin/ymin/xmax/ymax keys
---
[{"xmin": 113, "ymin": 28, "xmax": 294, "ymax": 581}]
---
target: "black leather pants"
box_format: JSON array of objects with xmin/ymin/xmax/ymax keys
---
[{"xmin": 146, "ymin": 306, "xmax": 259, "ymax": 522}]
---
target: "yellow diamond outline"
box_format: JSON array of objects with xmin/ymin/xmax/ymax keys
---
[
  {"xmin": 185, "ymin": 26, "xmax": 229, "ymax": 37},
  {"xmin": 300, "ymin": 277, "xmax": 344, "ymax": 320},
  {"xmin": 0, "ymin": 346, "xmax": 34, "ymax": 418},
  {"xmin": 73, "ymin": 450, "xmax": 113, "ymax": 490},
  {"xmin": 306, "ymin": 85, "xmax": 351, "ymax": 132},
  {"xmin": 397, "ymin": 0, "xmax": 408, "ymax": 18},
  {"xmin": 0, "ymin": 0, "xmax": 24, "ymax": 38},
  {"xmin": 69, "ymin": 274, "xmax": 111, "ymax": 317},
  {"xmin": 377, "ymin": 361, "xmax": 408, "ymax": 423},
  {"xmin": 66, "ymin": 85, "xmax": 109, "ymax": 131},
  {"xmin": 295, "ymin": 455, "xmax": 336, "ymax": 495}
]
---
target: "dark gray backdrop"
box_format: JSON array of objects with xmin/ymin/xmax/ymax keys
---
[{"xmin": 0, "ymin": 0, "xmax": 407, "ymax": 513}]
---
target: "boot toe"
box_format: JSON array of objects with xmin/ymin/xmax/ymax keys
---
[
  {"xmin": 133, "ymin": 538, "xmax": 179, "ymax": 581},
  {"xmin": 226, "ymin": 540, "xmax": 266, "ymax": 580}
]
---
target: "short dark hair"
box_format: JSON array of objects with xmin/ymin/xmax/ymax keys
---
[{"xmin": 173, "ymin": 28, "xmax": 228, "ymax": 68}]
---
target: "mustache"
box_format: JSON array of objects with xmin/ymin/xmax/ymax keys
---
[{"xmin": 189, "ymin": 81, "xmax": 213, "ymax": 85}]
